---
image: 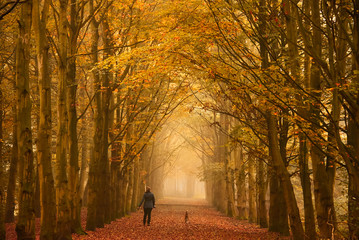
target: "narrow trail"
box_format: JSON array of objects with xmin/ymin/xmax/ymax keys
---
[{"xmin": 72, "ymin": 198, "xmax": 283, "ymax": 240}]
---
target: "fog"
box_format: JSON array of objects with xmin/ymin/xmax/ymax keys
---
[
  {"xmin": 156, "ymin": 112, "xmax": 206, "ymax": 200},
  {"xmin": 163, "ymin": 149, "xmax": 205, "ymax": 199}
]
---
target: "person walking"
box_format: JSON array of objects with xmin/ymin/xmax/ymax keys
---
[{"xmin": 138, "ymin": 186, "xmax": 155, "ymax": 226}]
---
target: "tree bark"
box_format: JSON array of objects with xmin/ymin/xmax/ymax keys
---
[
  {"xmin": 79, "ymin": 83, "xmax": 89, "ymax": 205},
  {"xmin": 298, "ymin": 129, "xmax": 316, "ymax": 238},
  {"xmin": 55, "ymin": 0, "xmax": 71, "ymax": 238},
  {"xmin": 67, "ymin": 0, "xmax": 82, "ymax": 231},
  {"xmin": 110, "ymin": 161, "xmax": 119, "ymax": 219},
  {"xmin": 86, "ymin": 0, "xmax": 102, "ymax": 229},
  {"xmin": 266, "ymin": 111, "xmax": 305, "ymax": 240},
  {"xmin": 110, "ymin": 95, "xmax": 120, "ymax": 219},
  {"xmin": 257, "ymin": 0, "xmax": 288, "ymax": 232},
  {"xmin": 290, "ymin": 0, "xmax": 317, "ymax": 237},
  {"xmin": 257, "ymin": 157, "xmax": 267, "ymax": 228},
  {"xmin": 212, "ymin": 112, "xmax": 226, "ymax": 212},
  {"xmin": 132, "ymin": 156, "xmax": 140, "ymax": 211},
  {"xmin": 32, "ymin": 0, "xmax": 57, "ymax": 238},
  {"xmin": 268, "ymin": 168, "xmax": 289, "ymax": 235},
  {"xmin": 247, "ymin": 154, "xmax": 256, "ymax": 223},
  {"xmin": 120, "ymin": 169, "xmax": 128, "ymax": 217},
  {"xmin": 33, "ymin": 171, "xmax": 41, "ymax": 218},
  {"xmin": 235, "ymin": 146, "xmax": 247, "ymax": 219},
  {"xmin": 5, "ymin": 107, "xmax": 18, "ymax": 223},
  {"xmin": 271, "ymin": 115, "xmax": 289, "ymax": 235},
  {"xmin": 308, "ymin": 1, "xmax": 336, "ymax": 238},
  {"xmin": 101, "ymin": 17, "xmax": 112, "ymax": 223},
  {"xmin": 347, "ymin": 1, "xmax": 359, "ymax": 237},
  {"xmin": 0, "ymin": 70, "xmax": 5, "ymax": 240},
  {"xmin": 15, "ymin": 0, "xmax": 36, "ymax": 238},
  {"xmin": 79, "ymin": 136, "xmax": 89, "ymax": 205},
  {"xmin": 222, "ymin": 113, "xmax": 237, "ymax": 217}
]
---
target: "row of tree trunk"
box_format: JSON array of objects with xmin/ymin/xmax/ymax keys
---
[
  {"xmin": 199, "ymin": 0, "xmax": 359, "ymax": 239},
  {"xmin": 0, "ymin": 0, "xmax": 187, "ymax": 239}
]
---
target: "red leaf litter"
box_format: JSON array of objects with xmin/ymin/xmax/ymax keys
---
[{"xmin": 7, "ymin": 198, "xmax": 288, "ymax": 239}]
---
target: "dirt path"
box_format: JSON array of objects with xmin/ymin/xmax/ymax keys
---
[{"xmin": 72, "ymin": 198, "xmax": 282, "ymax": 240}]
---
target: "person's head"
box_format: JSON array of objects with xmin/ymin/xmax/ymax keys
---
[{"xmin": 146, "ymin": 186, "xmax": 151, "ymax": 192}]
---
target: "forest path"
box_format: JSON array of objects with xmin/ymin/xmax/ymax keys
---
[{"xmin": 72, "ymin": 198, "xmax": 283, "ymax": 240}]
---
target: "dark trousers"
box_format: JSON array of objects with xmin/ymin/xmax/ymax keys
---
[{"xmin": 143, "ymin": 208, "xmax": 153, "ymax": 225}]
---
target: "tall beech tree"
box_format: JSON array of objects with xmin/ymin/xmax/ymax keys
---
[
  {"xmin": 55, "ymin": 0, "xmax": 72, "ymax": 238},
  {"xmin": 15, "ymin": 0, "xmax": 36, "ymax": 239},
  {"xmin": 306, "ymin": 1, "xmax": 337, "ymax": 237},
  {"xmin": 266, "ymin": 111, "xmax": 305, "ymax": 239},
  {"xmin": 294, "ymin": 0, "xmax": 316, "ymax": 237},
  {"xmin": 67, "ymin": 0, "xmax": 82, "ymax": 233},
  {"xmin": 86, "ymin": 0, "xmax": 102, "ymax": 230},
  {"xmin": 32, "ymin": 0, "xmax": 56, "ymax": 238}
]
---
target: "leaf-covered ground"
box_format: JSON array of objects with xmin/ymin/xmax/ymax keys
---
[
  {"xmin": 73, "ymin": 198, "xmax": 283, "ymax": 240},
  {"xmin": 6, "ymin": 198, "xmax": 286, "ymax": 239}
]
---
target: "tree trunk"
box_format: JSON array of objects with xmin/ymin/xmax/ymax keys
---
[
  {"xmin": 82, "ymin": 182, "xmax": 89, "ymax": 207},
  {"xmin": 86, "ymin": 0, "xmax": 102, "ymax": 228},
  {"xmin": 5, "ymin": 107, "xmax": 18, "ymax": 223},
  {"xmin": 308, "ymin": 1, "xmax": 336, "ymax": 238},
  {"xmin": 55, "ymin": 0, "xmax": 71, "ymax": 238},
  {"xmin": 110, "ymin": 162, "xmax": 119, "ymax": 220},
  {"xmin": 348, "ymin": 174, "xmax": 359, "ymax": 239},
  {"xmin": 0, "ymin": 72, "xmax": 5, "ymax": 240},
  {"xmin": 292, "ymin": 0, "xmax": 317, "ymax": 237},
  {"xmin": 225, "ymin": 154, "xmax": 237, "ymax": 217},
  {"xmin": 67, "ymin": 0, "xmax": 82, "ymax": 232},
  {"xmin": 100, "ymin": 112, "xmax": 111, "ymax": 223},
  {"xmin": 235, "ymin": 146, "xmax": 247, "ymax": 219},
  {"xmin": 15, "ymin": 0, "xmax": 36, "ymax": 239},
  {"xmin": 79, "ymin": 84, "xmax": 89, "ymax": 204},
  {"xmin": 101, "ymin": 17, "xmax": 112, "ymax": 223},
  {"xmin": 119, "ymin": 169, "xmax": 128, "ymax": 217},
  {"xmin": 248, "ymin": 154, "xmax": 256, "ymax": 223},
  {"xmin": 132, "ymin": 156, "xmax": 140, "ymax": 212},
  {"xmin": 270, "ymin": 115, "xmax": 289, "ymax": 235},
  {"xmin": 0, "ymin": 18, "xmax": 4, "ymax": 237},
  {"xmin": 258, "ymin": 0, "xmax": 288, "ymax": 233},
  {"xmin": 324, "ymin": 1, "xmax": 339, "ymax": 237},
  {"xmin": 32, "ymin": 0, "xmax": 57, "ymax": 238},
  {"xmin": 110, "ymin": 94, "xmax": 120, "ymax": 219},
  {"xmin": 298, "ymin": 129, "xmax": 316, "ymax": 238},
  {"xmin": 79, "ymin": 135, "xmax": 88, "ymax": 205},
  {"xmin": 331, "ymin": 1, "xmax": 359, "ymax": 237},
  {"xmin": 33, "ymin": 171, "xmax": 41, "ymax": 218},
  {"xmin": 257, "ymin": 157, "xmax": 267, "ymax": 228},
  {"xmin": 347, "ymin": 1, "xmax": 359, "ymax": 238},
  {"xmin": 125, "ymin": 161, "xmax": 134, "ymax": 214},
  {"xmin": 138, "ymin": 150, "xmax": 147, "ymax": 204},
  {"xmin": 266, "ymin": 111, "xmax": 305, "ymax": 240},
  {"xmin": 212, "ymin": 112, "xmax": 226, "ymax": 212},
  {"xmin": 268, "ymin": 169, "xmax": 289, "ymax": 235},
  {"xmin": 222, "ymin": 113, "xmax": 237, "ymax": 217},
  {"xmin": 67, "ymin": 64, "xmax": 82, "ymax": 234}
]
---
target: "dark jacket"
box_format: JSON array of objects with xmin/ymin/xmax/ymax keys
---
[{"xmin": 139, "ymin": 191, "xmax": 155, "ymax": 209}]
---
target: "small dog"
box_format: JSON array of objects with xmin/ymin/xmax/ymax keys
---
[{"xmin": 185, "ymin": 210, "xmax": 189, "ymax": 224}]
